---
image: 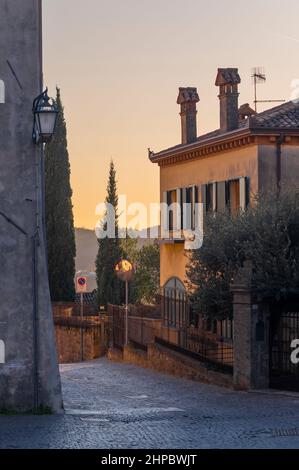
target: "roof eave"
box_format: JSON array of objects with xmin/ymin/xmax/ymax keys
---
[
  {"xmin": 149, "ymin": 127, "xmax": 251, "ymax": 163},
  {"xmin": 149, "ymin": 126, "xmax": 299, "ymax": 164}
]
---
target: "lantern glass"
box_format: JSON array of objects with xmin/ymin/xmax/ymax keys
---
[
  {"xmin": 33, "ymin": 89, "xmax": 58, "ymax": 144},
  {"xmin": 36, "ymin": 109, "xmax": 58, "ymax": 142}
]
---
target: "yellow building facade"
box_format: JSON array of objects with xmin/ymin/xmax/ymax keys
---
[{"xmin": 150, "ymin": 68, "xmax": 299, "ymax": 294}]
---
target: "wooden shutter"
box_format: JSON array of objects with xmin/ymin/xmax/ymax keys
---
[
  {"xmin": 192, "ymin": 186, "xmax": 196, "ymax": 229},
  {"xmin": 246, "ymin": 177, "xmax": 250, "ymax": 207},
  {"xmin": 217, "ymin": 181, "xmax": 226, "ymax": 212},
  {"xmin": 212, "ymin": 182, "xmax": 217, "ymax": 212},
  {"xmin": 239, "ymin": 177, "xmax": 246, "ymax": 210},
  {"xmin": 161, "ymin": 191, "xmax": 168, "ymax": 237},
  {"xmin": 175, "ymin": 188, "xmax": 182, "ymax": 231},
  {"xmin": 200, "ymin": 184, "xmax": 207, "ymax": 213},
  {"xmin": 181, "ymin": 187, "xmax": 187, "ymax": 230}
]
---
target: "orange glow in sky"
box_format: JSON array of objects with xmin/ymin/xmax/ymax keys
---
[{"xmin": 43, "ymin": 0, "xmax": 299, "ymax": 229}]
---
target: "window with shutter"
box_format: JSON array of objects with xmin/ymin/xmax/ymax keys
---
[
  {"xmin": 185, "ymin": 187, "xmax": 193, "ymax": 230},
  {"xmin": 217, "ymin": 181, "xmax": 226, "ymax": 212},
  {"xmin": 200, "ymin": 184, "xmax": 206, "ymax": 204},
  {"xmin": 162, "ymin": 189, "xmax": 182, "ymax": 235},
  {"xmin": 212, "ymin": 182, "xmax": 217, "ymax": 212},
  {"xmin": 175, "ymin": 188, "xmax": 182, "ymax": 232},
  {"xmin": 168, "ymin": 190, "xmax": 176, "ymax": 231},
  {"xmin": 246, "ymin": 177, "xmax": 250, "ymax": 207},
  {"xmin": 227, "ymin": 179, "xmax": 240, "ymax": 214},
  {"xmin": 181, "ymin": 187, "xmax": 187, "ymax": 230},
  {"xmin": 161, "ymin": 191, "xmax": 169, "ymax": 237},
  {"xmin": 206, "ymin": 183, "xmax": 214, "ymax": 212},
  {"xmin": 239, "ymin": 177, "xmax": 246, "ymax": 210}
]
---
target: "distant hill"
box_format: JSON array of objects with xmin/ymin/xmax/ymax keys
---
[{"xmin": 75, "ymin": 227, "xmax": 159, "ymax": 273}]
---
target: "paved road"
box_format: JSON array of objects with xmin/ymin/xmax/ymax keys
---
[{"xmin": 1, "ymin": 358, "xmax": 299, "ymax": 449}]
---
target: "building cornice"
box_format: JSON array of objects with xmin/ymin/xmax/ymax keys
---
[{"xmin": 150, "ymin": 128, "xmax": 299, "ymax": 167}]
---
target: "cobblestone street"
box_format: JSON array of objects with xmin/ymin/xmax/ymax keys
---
[{"xmin": 1, "ymin": 358, "xmax": 299, "ymax": 449}]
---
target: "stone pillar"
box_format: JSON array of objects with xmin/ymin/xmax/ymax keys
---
[
  {"xmin": 232, "ymin": 261, "xmax": 269, "ymax": 390},
  {"xmin": 0, "ymin": 0, "xmax": 62, "ymax": 413}
]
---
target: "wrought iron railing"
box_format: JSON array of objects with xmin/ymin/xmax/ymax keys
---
[
  {"xmin": 108, "ymin": 304, "xmax": 162, "ymax": 351},
  {"xmin": 157, "ymin": 293, "xmax": 234, "ymax": 372}
]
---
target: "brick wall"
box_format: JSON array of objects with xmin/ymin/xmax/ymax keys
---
[
  {"xmin": 52, "ymin": 302, "xmax": 74, "ymax": 317},
  {"xmin": 121, "ymin": 343, "xmax": 233, "ymax": 388},
  {"xmin": 54, "ymin": 316, "xmax": 108, "ymax": 364}
]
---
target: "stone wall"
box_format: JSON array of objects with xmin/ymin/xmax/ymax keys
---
[
  {"xmin": 52, "ymin": 302, "xmax": 74, "ymax": 318},
  {"xmin": 54, "ymin": 316, "xmax": 108, "ymax": 364},
  {"xmin": 0, "ymin": 0, "xmax": 62, "ymax": 413},
  {"xmin": 121, "ymin": 343, "xmax": 233, "ymax": 388}
]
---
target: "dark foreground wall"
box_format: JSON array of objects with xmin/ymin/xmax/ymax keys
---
[{"xmin": 0, "ymin": 0, "xmax": 62, "ymax": 412}]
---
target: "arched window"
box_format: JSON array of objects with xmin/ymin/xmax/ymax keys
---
[
  {"xmin": 0, "ymin": 340, "xmax": 5, "ymax": 364},
  {"xmin": 0, "ymin": 80, "xmax": 5, "ymax": 103},
  {"xmin": 164, "ymin": 277, "xmax": 186, "ymax": 293}
]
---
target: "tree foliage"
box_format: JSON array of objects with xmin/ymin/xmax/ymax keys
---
[
  {"xmin": 45, "ymin": 88, "xmax": 76, "ymax": 302},
  {"xmin": 120, "ymin": 239, "xmax": 160, "ymax": 304},
  {"xmin": 187, "ymin": 189, "xmax": 299, "ymax": 319},
  {"xmin": 96, "ymin": 161, "xmax": 122, "ymax": 308}
]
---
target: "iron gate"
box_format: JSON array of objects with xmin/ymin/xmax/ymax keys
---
[{"xmin": 270, "ymin": 312, "xmax": 299, "ymax": 391}]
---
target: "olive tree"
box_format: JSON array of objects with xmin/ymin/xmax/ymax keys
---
[{"xmin": 187, "ymin": 189, "xmax": 299, "ymax": 320}]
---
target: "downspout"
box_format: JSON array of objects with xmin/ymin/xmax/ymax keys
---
[
  {"xmin": 30, "ymin": 0, "xmax": 44, "ymax": 413},
  {"xmin": 32, "ymin": 232, "xmax": 39, "ymax": 412}
]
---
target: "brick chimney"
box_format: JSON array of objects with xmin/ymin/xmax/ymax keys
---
[
  {"xmin": 177, "ymin": 87, "xmax": 200, "ymax": 144},
  {"xmin": 215, "ymin": 68, "xmax": 241, "ymax": 132}
]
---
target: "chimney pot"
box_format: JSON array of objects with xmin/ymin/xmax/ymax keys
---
[
  {"xmin": 215, "ymin": 68, "xmax": 241, "ymax": 132},
  {"xmin": 177, "ymin": 87, "xmax": 200, "ymax": 145}
]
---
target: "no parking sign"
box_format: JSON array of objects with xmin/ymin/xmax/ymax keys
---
[{"xmin": 77, "ymin": 276, "xmax": 87, "ymax": 293}]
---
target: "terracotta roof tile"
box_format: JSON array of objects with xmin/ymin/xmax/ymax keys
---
[
  {"xmin": 250, "ymin": 100, "xmax": 299, "ymax": 128},
  {"xmin": 150, "ymin": 100, "xmax": 299, "ymax": 159}
]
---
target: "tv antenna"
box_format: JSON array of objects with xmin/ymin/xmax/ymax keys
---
[{"xmin": 252, "ymin": 67, "xmax": 285, "ymax": 112}]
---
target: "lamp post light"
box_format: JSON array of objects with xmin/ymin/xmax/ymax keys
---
[
  {"xmin": 31, "ymin": 88, "xmax": 58, "ymax": 411},
  {"xmin": 32, "ymin": 88, "xmax": 58, "ymax": 144},
  {"xmin": 32, "ymin": 88, "xmax": 58, "ymax": 243},
  {"xmin": 115, "ymin": 260, "xmax": 135, "ymax": 346}
]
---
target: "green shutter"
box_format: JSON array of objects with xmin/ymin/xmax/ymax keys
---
[
  {"xmin": 246, "ymin": 177, "xmax": 250, "ymax": 207},
  {"xmin": 213, "ymin": 182, "xmax": 217, "ymax": 212}
]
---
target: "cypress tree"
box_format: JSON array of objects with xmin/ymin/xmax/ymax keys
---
[
  {"xmin": 96, "ymin": 160, "xmax": 122, "ymax": 308},
  {"xmin": 45, "ymin": 87, "xmax": 76, "ymax": 302}
]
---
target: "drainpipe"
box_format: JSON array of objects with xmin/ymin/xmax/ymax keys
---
[{"xmin": 32, "ymin": 232, "xmax": 39, "ymax": 412}]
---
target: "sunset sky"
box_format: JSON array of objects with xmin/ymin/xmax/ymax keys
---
[{"xmin": 43, "ymin": 0, "xmax": 299, "ymax": 229}]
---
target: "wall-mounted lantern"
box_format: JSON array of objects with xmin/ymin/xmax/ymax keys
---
[{"xmin": 32, "ymin": 88, "xmax": 58, "ymax": 144}]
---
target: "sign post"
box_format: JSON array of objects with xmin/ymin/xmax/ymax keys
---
[
  {"xmin": 115, "ymin": 260, "xmax": 135, "ymax": 347},
  {"xmin": 76, "ymin": 276, "xmax": 87, "ymax": 361}
]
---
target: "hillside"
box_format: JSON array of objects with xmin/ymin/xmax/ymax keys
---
[{"xmin": 75, "ymin": 227, "xmax": 159, "ymax": 273}]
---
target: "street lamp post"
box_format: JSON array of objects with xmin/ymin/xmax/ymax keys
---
[
  {"xmin": 31, "ymin": 88, "xmax": 58, "ymax": 411},
  {"xmin": 115, "ymin": 260, "xmax": 135, "ymax": 346}
]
